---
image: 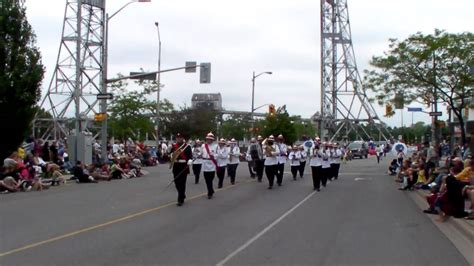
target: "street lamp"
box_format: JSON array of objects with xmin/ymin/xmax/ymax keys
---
[
  {"xmin": 251, "ymin": 71, "xmax": 272, "ymax": 137},
  {"xmin": 154, "ymin": 21, "xmax": 162, "ymax": 148},
  {"xmin": 100, "ymin": 0, "xmax": 151, "ymax": 162}
]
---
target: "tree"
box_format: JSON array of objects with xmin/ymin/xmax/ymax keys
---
[
  {"xmin": 0, "ymin": 1, "xmax": 44, "ymax": 161},
  {"xmin": 108, "ymin": 79, "xmax": 172, "ymax": 140},
  {"xmin": 164, "ymin": 107, "xmax": 219, "ymax": 140},
  {"xmin": 220, "ymin": 114, "xmax": 251, "ymax": 141},
  {"xmin": 291, "ymin": 116, "xmax": 316, "ymax": 141},
  {"xmin": 260, "ymin": 108, "xmax": 297, "ymax": 144},
  {"xmin": 364, "ymin": 30, "xmax": 474, "ymax": 145}
]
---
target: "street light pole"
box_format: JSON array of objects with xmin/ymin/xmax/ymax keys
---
[
  {"xmin": 250, "ymin": 71, "xmax": 272, "ymax": 137},
  {"xmin": 100, "ymin": 0, "xmax": 151, "ymax": 162},
  {"xmin": 155, "ymin": 21, "xmax": 161, "ymax": 148}
]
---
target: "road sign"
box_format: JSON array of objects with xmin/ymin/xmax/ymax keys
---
[
  {"xmin": 429, "ymin": 111, "xmax": 442, "ymax": 117},
  {"xmin": 185, "ymin": 61, "xmax": 197, "ymax": 73},
  {"xmin": 129, "ymin": 72, "xmax": 157, "ymax": 81},
  {"xmin": 97, "ymin": 93, "xmax": 113, "ymax": 100},
  {"xmin": 407, "ymin": 107, "xmax": 423, "ymax": 112}
]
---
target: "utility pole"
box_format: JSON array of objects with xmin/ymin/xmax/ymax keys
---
[{"xmin": 155, "ymin": 22, "xmax": 162, "ymax": 148}]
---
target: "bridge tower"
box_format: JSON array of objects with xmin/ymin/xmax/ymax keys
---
[
  {"xmin": 34, "ymin": 0, "xmax": 105, "ymax": 141},
  {"xmin": 318, "ymin": 0, "xmax": 389, "ymax": 141}
]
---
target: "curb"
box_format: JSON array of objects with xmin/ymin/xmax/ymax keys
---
[
  {"xmin": 408, "ymin": 190, "xmax": 474, "ymax": 264},
  {"xmin": 414, "ymin": 190, "xmax": 474, "ymax": 239}
]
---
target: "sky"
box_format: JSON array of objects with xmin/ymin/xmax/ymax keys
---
[{"xmin": 24, "ymin": 0, "xmax": 474, "ymax": 127}]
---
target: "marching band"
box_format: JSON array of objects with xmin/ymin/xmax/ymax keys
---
[{"xmin": 168, "ymin": 132, "xmax": 344, "ymax": 206}]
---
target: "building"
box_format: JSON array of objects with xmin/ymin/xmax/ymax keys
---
[{"xmin": 191, "ymin": 93, "xmax": 223, "ymax": 110}]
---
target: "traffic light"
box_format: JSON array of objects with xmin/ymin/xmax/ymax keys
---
[
  {"xmin": 94, "ymin": 113, "xmax": 107, "ymax": 122},
  {"xmin": 385, "ymin": 104, "xmax": 394, "ymax": 117},
  {"xmin": 268, "ymin": 104, "xmax": 276, "ymax": 116},
  {"xmin": 200, "ymin": 63, "xmax": 211, "ymax": 83}
]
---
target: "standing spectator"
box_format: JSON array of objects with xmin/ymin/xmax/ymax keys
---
[
  {"xmin": 376, "ymin": 145, "xmax": 383, "ymax": 164},
  {"xmin": 50, "ymin": 141, "xmax": 59, "ymax": 164},
  {"xmin": 397, "ymin": 149, "xmax": 405, "ymax": 168},
  {"xmin": 42, "ymin": 141, "xmax": 50, "ymax": 162}
]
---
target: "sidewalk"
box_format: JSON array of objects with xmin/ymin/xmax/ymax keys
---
[{"xmin": 407, "ymin": 189, "xmax": 474, "ymax": 265}]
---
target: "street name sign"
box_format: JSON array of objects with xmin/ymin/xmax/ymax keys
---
[
  {"xmin": 97, "ymin": 93, "xmax": 114, "ymax": 100},
  {"xmin": 407, "ymin": 107, "xmax": 423, "ymax": 112},
  {"xmin": 429, "ymin": 112, "xmax": 442, "ymax": 117}
]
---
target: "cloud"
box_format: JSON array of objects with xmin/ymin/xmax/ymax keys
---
[{"xmin": 25, "ymin": 0, "xmax": 474, "ymax": 128}]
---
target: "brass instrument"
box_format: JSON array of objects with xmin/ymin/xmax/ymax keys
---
[
  {"xmin": 262, "ymin": 138, "xmax": 274, "ymax": 157},
  {"xmin": 170, "ymin": 143, "xmax": 188, "ymax": 169}
]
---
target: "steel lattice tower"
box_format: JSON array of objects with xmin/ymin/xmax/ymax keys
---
[
  {"xmin": 35, "ymin": 0, "xmax": 105, "ymax": 140},
  {"xmin": 318, "ymin": 0, "xmax": 389, "ymax": 141}
]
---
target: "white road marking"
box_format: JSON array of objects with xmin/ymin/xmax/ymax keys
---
[
  {"xmin": 216, "ymin": 190, "xmax": 317, "ymax": 266},
  {"xmin": 354, "ymin": 177, "xmax": 373, "ymax": 181}
]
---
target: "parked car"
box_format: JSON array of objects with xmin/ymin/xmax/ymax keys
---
[{"xmin": 347, "ymin": 141, "xmax": 368, "ymax": 159}]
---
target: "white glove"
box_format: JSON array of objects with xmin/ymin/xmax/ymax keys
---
[{"xmin": 187, "ymin": 159, "xmax": 193, "ymax": 166}]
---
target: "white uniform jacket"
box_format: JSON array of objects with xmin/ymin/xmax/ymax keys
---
[
  {"xmin": 300, "ymin": 150, "xmax": 307, "ymax": 163},
  {"xmin": 216, "ymin": 145, "xmax": 229, "ymax": 167},
  {"xmin": 228, "ymin": 145, "xmax": 240, "ymax": 165},
  {"xmin": 276, "ymin": 143, "xmax": 288, "ymax": 164},
  {"xmin": 192, "ymin": 146, "xmax": 203, "ymax": 165},
  {"xmin": 309, "ymin": 147, "xmax": 323, "ymax": 167},
  {"xmin": 321, "ymin": 149, "xmax": 331, "ymax": 169},
  {"xmin": 264, "ymin": 144, "xmax": 280, "ymax": 166},
  {"xmin": 332, "ymin": 148, "xmax": 342, "ymax": 164},
  {"xmin": 201, "ymin": 143, "xmax": 217, "ymax": 172},
  {"xmin": 288, "ymin": 151, "xmax": 301, "ymax": 166}
]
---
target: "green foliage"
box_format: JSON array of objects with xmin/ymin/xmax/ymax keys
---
[
  {"xmin": 291, "ymin": 116, "xmax": 316, "ymax": 140},
  {"xmin": 388, "ymin": 122, "xmax": 431, "ymax": 144},
  {"xmin": 364, "ymin": 30, "xmax": 474, "ymax": 144},
  {"xmin": 163, "ymin": 107, "xmax": 219, "ymax": 140},
  {"xmin": 0, "ymin": 1, "xmax": 44, "ymax": 160},
  {"xmin": 220, "ymin": 114, "xmax": 251, "ymax": 140},
  {"xmin": 260, "ymin": 108, "xmax": 297, "ymax": 144},
  {"xmin": 108, "ymin": 79, "xmax": 173, "ymax": 141}
]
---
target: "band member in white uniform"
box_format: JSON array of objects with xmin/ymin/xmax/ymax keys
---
[
  {"xmin": 246, "ymin": 138, "xmax": 257, "ymax": 178},
  {"xmin": 192, "ymin": 139, "xmax": 203, "ymax": 184},
  {"xmin": 275, "ymin": 134, "xmax": 287, "ymax": 186},
  {"xmin": 227, "ymin": 138, "xmax": 240, "ymax": 185},
  {"xmin": 263, "ymin": 135, "xmax": 280, "ymax": 189},
  {"xmin": 216, "ymin": 138, "xmax": 229, "ymax": 188},
  {"xmin": 298, "ymin": 145, "xmax": 307, "ymax": 178},
  {"xmin": 254, "ymin": 136, "xmax": 265, "ymax": 182},
  {"xmin": 288, "ymin": 146, "xmax": 301, "ymax": 180},
  {"xmin": 201, "ymin": 133, "xmax": 217, "ymax": 199},
  {"xmin": 330, "ymin": 143, "xmax": 342, "ymax": 180},
  {"xmin": 321, "ymin": 142, "xmax": 331, "ymax": 187},
  {"xmin": 310, "ymin": 141, "xmax": 323, "ymax": 191}
]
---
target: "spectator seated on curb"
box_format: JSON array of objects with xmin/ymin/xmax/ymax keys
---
[
  {"xmin": 396, "ymin": 160, "xmax": 412, "ymax": 183},
  {"xmin": 424, "ymin": 163, "xmax": 468, "ymax": 221},
  {"xmin": 87, "ymin": 164, "xmax": 112, "ymax": 181},
  {"xmin": 463, "ymin": 180, "xmax": 474, "ymax": 220},
  {"xmin": 388, "ymin": 159, "xmax": 398, "ymax": 175},
  {"xmin": 0, "ymin": 159, "xmax": 21, "ymax": 192},
  {"xmin": 110, "ymin": 159, "xmax": 130, "ymax": 179},
  {"xmin": 73, "ymin": 161, "xmax": 98, "ymax": 183},
  {"xmin": 130, "ymin": 158, "xmax": 143, "ymax": 177},
  {"xmin": 119, "ymin": 157, "xmax": 137, "ymax": 178},
  {"xmin": 454, "ymin": 158, "xmax": 473, "ymax": 187},
  {"xmin": 41, "ymin": 162, "xmax": 66, "ymax": 186},
  {"xmin": 399, "ymin": 161, "xmax": 419, "ymax": 191}
]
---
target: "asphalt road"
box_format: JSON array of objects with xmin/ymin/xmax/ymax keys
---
[{"xmin": 0, "ymin": 156, "xmax": 469, "ymax": 266}]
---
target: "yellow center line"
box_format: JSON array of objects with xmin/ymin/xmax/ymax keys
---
[{"xmin": 0, "ymin": 179, "xmax": 256, "ymax": 257}]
